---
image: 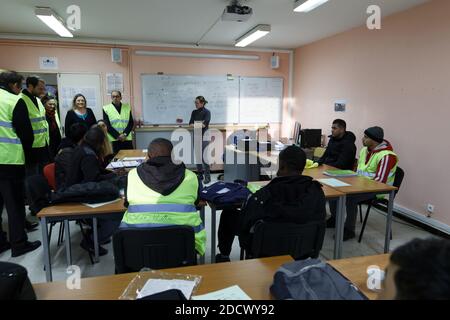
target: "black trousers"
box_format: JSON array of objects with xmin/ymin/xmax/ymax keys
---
[
  {"xmin": 196, "ymin": 141, "xmax": 211, "ymax": 179},
  {"xmin": 0, "ymin": 178, "xmax": 27, "ymax": 246},
  {"xmin": 112, "ymin": 140, "xmax": 133, "ymax": 154},
  {"xmin": 329, "ymin": 193, "xmax": 377, "ymax": 233},
  {"xmin": 217, "ymin": 208, "xmax": 240, "ymax": 256}
]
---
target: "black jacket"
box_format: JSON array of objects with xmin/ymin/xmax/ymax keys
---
[
  {"xmin": 238, "ymin": 175, "xmax": 326, "ymax": 243},
  {"xmin": 64, "ymin": 108, "xmax": 97, "ymax": 136},
  {"xmin": 317, "ymin": 131, "xmax": 356, "ymax": 170},
  {"xmin": 65, "ymin": 143, "xmax": 116, "ymax": 187},
  {"xmin": 54, "ymin": 143, "xmax": 77, "ymax": 190},
  {"xmin": 21, "ymin": 89, "xmax": 50, "ymax": 166},
  {"xmin": 124, "ymin": 156, "xmax": 200, "ymax": 206}
]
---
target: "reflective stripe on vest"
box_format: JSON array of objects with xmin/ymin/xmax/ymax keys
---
[
  {"xmin": 122, "ymin": 168, "xmax": 206, "ymax": 255},
  {"xmin": 20, "ymin": 93, "xmax": 49, "ymax": 148},
  {"xmin": 102, "ymin": 103, "xmax": 132, "ymax": 142},
  {"xmin": 119, "ymin": 222, "xmax": 205, "ymax": 233},
  {"xmin": 0, "ymin": 89, "xmax": 25, "ymax": 165}
]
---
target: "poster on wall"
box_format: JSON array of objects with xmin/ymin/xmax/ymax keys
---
[
  {"xmin": 106, "ymin": 73, "xmax": 124, "ymax": 94},
  {"xmin": 39, "ymin": 57, "xmax": 58, "ymax": 70}
]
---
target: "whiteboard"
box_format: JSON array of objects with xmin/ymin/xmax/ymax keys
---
[
  {"xmin": 239, "ymin": 77, "xmax": 283, "ymax": 123},
  {"xmin": 142, "ymin": 75, "xmax": 240, "ymax": 124},
  {"xmin": 57, "ymin": 73, "xmax": 103, "ymax": 132}
]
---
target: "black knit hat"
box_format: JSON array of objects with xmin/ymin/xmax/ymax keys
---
[{"xmin": 364, "ymin": 126, "xmax": 384, "ymax": 143}]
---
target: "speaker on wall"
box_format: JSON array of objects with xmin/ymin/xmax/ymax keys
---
[
  {"xmin": 111, "ymin": 48, "xmax": 122, "ymax": 63},
  {"xmin": 271, "ymin": 55, "xmax": 279, "ymax": 69}
]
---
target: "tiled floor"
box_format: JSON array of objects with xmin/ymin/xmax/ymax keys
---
[{"xmin": 0, "ymin": 175, "xmax": 438, "ymax": 284}]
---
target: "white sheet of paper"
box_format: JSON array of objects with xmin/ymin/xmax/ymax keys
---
[
  {"xmin": 317, "ymin": 178, "xmax": 351, "ymax": 187},
  {"xmin": 142, "ymin": 149, "xmax": 148, "ymax": 153},
  {"xmin": 123, "ymin": 157, "xmax": 145, "ymax": 161},
  {"xmin": 216, "ymin": 188, "xmax": 230, "ymax": 194},
  {"xmin": 82, "ymin": 198, "xmax": 121, "ymax": 208},
  {"xmin": 192, "ymin": 285, "xmax": 252, "ymax": 300},
  {"xmin": 137, "ymin": 279, "xmax": 196, "ymax": 300},
  {"xmin": 106, "ymin": 160, "xmax": 140, "ymax": 169}
]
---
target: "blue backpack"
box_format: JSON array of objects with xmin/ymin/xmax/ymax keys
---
[
  {"xmin": 200, "ymin": 181, "xmax": 251, "ymax": 206},
  {"xmin": 271, "ymin": 258, "xmax": 367, "ymax": 300}
]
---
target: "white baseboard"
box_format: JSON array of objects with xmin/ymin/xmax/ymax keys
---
[{"xmin": 394, "ymin": 204, "xmax": 450, "ymax": 235}]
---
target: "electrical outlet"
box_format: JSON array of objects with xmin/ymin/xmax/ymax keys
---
[{"xmin": 426, "ymin": 204, "xmax": 435, "ymax": 214}]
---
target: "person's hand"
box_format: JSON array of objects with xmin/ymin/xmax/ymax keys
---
[
  {"xmin": 118, "ymin": 134, "xmax": 126, "ymax": 142},
  {"xmin": 115, "ymin": 168, "xmax": 128, "ymax": 176}
]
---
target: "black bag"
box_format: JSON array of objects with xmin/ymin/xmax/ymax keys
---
[
  {"xmin": 51, "ymin": 180, "xmax": 120, "ymax": 204},
  {"xmin": 0, "ymin": 262, "xmax": 36, "ymax": 300},
  {"xmin": 137, "ymin": 289, "xmax": 187, "ymax": 300}
]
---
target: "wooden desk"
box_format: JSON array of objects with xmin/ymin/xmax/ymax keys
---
[
  {"xmin": 328, "ymin": 254, "xmax": 390, "ymax": 300},
  {"xmin": 116, "ymin": 149, "xmax": 224, "ymax": 172},
  {"xmin": 116, "ymin": 149, "xmax": 146, "ymax": 160},
  {"xmin": 33, "ymin": 255, "xmax": 293, "ymax": 300},
  {"xmin": 38, "ymin": 199, "xmax": 207, "ymax": 282},
  {"xmin": 304, "ymin": 164, "xmax": 398, "ymax": 254},
  {"xmin": 37, "ymin": 199, "xmax": 126, "ymax": 282}
]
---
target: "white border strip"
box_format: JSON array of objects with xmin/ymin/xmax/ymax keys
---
[{"xmin": 394, "ymin": 204, "xmax": 450, "ymax": 235}]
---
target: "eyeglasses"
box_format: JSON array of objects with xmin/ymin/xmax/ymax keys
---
[{"xmin": 112, "ymin": 95, "xmax": 121, "ymax": 98}]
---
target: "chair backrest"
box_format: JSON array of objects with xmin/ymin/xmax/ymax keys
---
[
  {"xmin": 393, "ymin": 167, "xmax": 405, "ymax": 197},
  {"xmin": 313, "ymin": 147, "xmax": 326, "ymax": 160},
  {"xmin": 112, "ymin": 226, "xmax": 197, "ymax": 274},
  {"xmin": 43, "ymin": 163, "xmax": 56, "ymax": 190},
  {"xmin": 251, "ymin": 221, "xmax": 326, "ymax": 260}
]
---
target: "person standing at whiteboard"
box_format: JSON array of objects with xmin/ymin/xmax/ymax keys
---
[{"xmin": 189, "ymin": 96, "xmax": 211, "ymax": 184}]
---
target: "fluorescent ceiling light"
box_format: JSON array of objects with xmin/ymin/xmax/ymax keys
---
[
  {"xmin": 294, "ymin": 0, "xmax": 329, "ymax": 13},
  {"xmin": 235, "ymin": 24, "xmax": 271, "ymax": 48},
  {"xmin": 35, "ymin": 7, "xmax": 73, "ymax": 38}
]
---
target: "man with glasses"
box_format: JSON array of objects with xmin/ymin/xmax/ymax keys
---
[{"xmin": 103, "ymin": 90, "xmax": 134, "ymax": 153}]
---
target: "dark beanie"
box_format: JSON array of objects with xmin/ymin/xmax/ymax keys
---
[{"xmin": 364, "ymin": 126, "xmax": 384, "ymax": 143}]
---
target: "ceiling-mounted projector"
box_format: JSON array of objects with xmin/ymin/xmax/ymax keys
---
[{"xmin": 221, "ymin": 2, "xmax": 253, "ymax": 22}]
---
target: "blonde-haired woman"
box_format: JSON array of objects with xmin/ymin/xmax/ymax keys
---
[
  {"xmin": 96, "ymin": 120, "xmax": 114, "ymax": 167},
  {"xmin": 64, "ymin": 93, "xmax": 97, "ymax": 136}
]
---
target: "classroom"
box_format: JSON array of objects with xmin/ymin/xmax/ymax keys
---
[{"xmin": 0, "ymin": 0, "xmax": 449, "ymax": 302}]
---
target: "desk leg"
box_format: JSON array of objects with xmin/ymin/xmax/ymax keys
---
[
  {"xmin": 93, "ymin": 217, "xmax": 99, "ymax": 263},
  {"xmin": 334, "ymin": 195, "xmax": 346, "ymax": 259},
  {"xmin": 384, "ymin": 190, "xmax": 395, "ymax": 253},
  {"xmin": 199, "ymin": 206, "xmax": 205, "ymax": 265},
  {"xmin": 64, "ymin": 220, "xmax": 72, "ymax": 267},
  {"xmin": 41, "ymin": 217, "xmax": 52, "ymax": 282},
  {"xmin": 211, "ymin": 205, "xmax": 217, "ymax": 264}
]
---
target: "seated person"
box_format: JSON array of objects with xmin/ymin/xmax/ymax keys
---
[
  {"xmin": 65, "ymin": 126, "xmax": 117, "ymax": 187},
  {"xmin": 120, "ymin": 138, "xmax": 206, "ymax": 256},
  {"xmin": 54, "ymin": 122, "xmax": 87, "ymax": 190},
  {"xmin": 327, "ymin": 126, "xmax": 398, "ymax": 241},
  {"xmin": 65, "ymin": 126, "xmax": 121, "ymax": 255},
  {"xmin": 317, "ymin": 119, "xmax": 356, "ymax": 170},
  {"xmin": 379, "ymin": 237, "xmax": 450, "ymax": 300},
  {"xmin": 216, "ymin": 145, "xmax": 326, "ymax": 262}
]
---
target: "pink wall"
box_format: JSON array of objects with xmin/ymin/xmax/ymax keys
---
[
  {"xmin": 293, "ymin": 0, "xmax": 450, "ymax": 226},
  {"xmin": 0, "ymin": 41, "xmax": 131, "ymax": 105},
  {"xmin": 0, "ymin": 40, "xmax": 291, "ymax": 139}
]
